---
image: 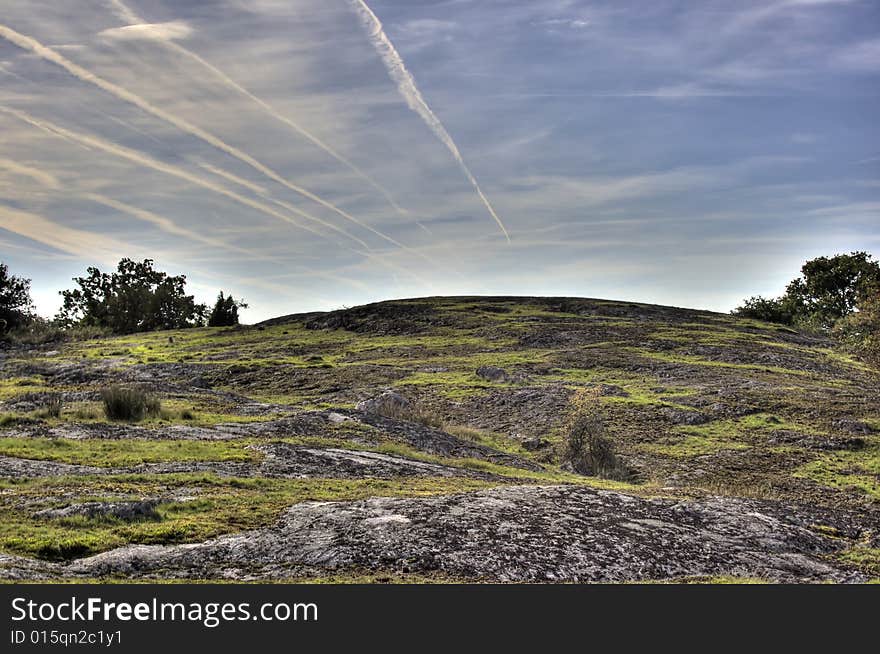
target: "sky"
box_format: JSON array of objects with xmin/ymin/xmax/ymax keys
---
[{"xmin": 0, "ymin": 0, "xmax": 878, "ymax": 323}]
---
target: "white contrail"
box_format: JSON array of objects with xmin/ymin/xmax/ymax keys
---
[
  {"xmin": 0, "ymin": 157, "xmax": 272, "ymax": 260},
  {"xmin": 85, "ymin": 193, "xmax": 379, "ymax": 293},
  {"xmin": 84, "ymin": 193, "xmax": 268, "ymax": 260},
  {"xmin": 0, "ymin": 105, "xmax": 369, "ymax": 250},
  {"xmin": 198, "ymin": 163, "xmax": 267, "ymax": 195},
  {"xmin": 0, "ymin": 203, "xmax": 139, "ymax": 265},
  {"xmin": 348, "ymin": 0, "xmax": 510, "ymax": 242},
  {"xmin": 0, "ymin": 22, "xmax": 405, "ymax": 249},
  {"xmin": 0, "ymin": 158, "xmax": 60, "ymax": 188},
  {"xmin": 106, "ymin": 0, "xmax": 411, "ymax": 219},
  {"xmin": 1, "ymin": 106, "xmax": 446, "ymax": 288}
]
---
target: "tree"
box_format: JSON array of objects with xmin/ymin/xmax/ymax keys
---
[
  {"xmin": 834, "ymin": 286, "xmax": 880, "ymax": 366},
  {"xmin": 785, "ymin": 252, "xmax": 880, "ymax": 329},
  {"xmin": 733, "ymin": 252, "xmax": 880, "ymax": 329},
  {"xmin": 57, "ymin": 259, "xmax": 207, "ymax": 334},
  {"xmin": 0, "ymin": 262, "xmax": 35, "ymax": 332},
  {"xmin": 207, "ymin": 292, "xmax": 248, "ymax": 327}
]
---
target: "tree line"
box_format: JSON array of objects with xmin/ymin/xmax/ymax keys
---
[{"xmin": 1, "ymin": 258, "xmax": 246, "ymax": 340}]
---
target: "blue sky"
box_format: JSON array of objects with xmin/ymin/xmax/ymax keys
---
[{"xmin": 0, "ymin": 0, "xmax": 878, "ymax": 322}]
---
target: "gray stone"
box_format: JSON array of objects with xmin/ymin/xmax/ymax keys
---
[
  {"xmin": 355, "ymin": 390, "xmax": 412, "ymax": 415},
  {"xmin": 522, "ymin": 437, "xmax": 550, "ymax": 451},
  {"xmin": 832, "ymin": 418, "xmax": 874, "ymax": 435},
  {"xmin": 475, "ymin": 366, "xmax": 512, "ymax": 383},
  {"xmin": 60, "ymin": 485, "xmax": 869, "ymax": 583},
  {"xmin": 660, "ymin": 407, "xmax": 710, "ymax": 425}
]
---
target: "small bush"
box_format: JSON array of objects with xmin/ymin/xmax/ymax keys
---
[
  {"xmin": 560, "ymin": 389, "xmax": 630, "ymax": 481},
  {"xmin": 35, "ymin": 397, "xmax": 62, "ymax": 419},
  {"xmin": 101, "ymin": 386, "xmax": 162, "ymax": 422}
]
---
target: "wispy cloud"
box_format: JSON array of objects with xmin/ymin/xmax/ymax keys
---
[
  {"xmin": 98, "ymin": 21, "xmax": 193, "ymax": 43},
  {"xmin": 0, "ymin": 105, "xmax": 366, "ymax": 249},
  {"xmin": 0, "ymin": 0, "xmax": 875, "ymax": 319},
  {"xmin": 105, "ymin": 0, "xmax": 411, "ymax": 220},
  {"xmin": 84, "ymin": 193, "xmax": 267, "ymax": 260},
  {"xmin": 0, "ymin": 203, "xmax": 136, "ymax": 264},
  {"xmin": 832, "ymin": 38, "xmax": 880, "ymax": 71},
  {"xmin": 0, "ymin": 157, "xmax": 60, "ymax": 188},
  {"xmin": 0, "ymin": 22, "xmax": 405, "ymax": 251}
]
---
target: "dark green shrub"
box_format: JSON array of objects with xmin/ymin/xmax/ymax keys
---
[
  {"xmin": 208, "ymin": 292, "xmax": 248, "ymax": 327},
  {"xmin": 101, "ymin": 386, "xmax": 161, "ymax": 421}
]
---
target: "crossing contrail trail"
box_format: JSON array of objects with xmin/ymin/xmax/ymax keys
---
[
  {"xmin": 198, "ymin": 163, "xmax": 267, "ymax": 195},
  {"xmin": 85, "ymin": 193, "xmax": 270, "ymax": 260},
  {"xmin": 0, "ymin": 22, "xmax": 406, "ymax": 250},
  {"xmin": 0, "ymin": 203, "xmax": 141, "ymax": 266},
  {"xmin": 85, "ymin": 193, "xmax": 381, "ymax": 293},
  {"xmin": 105, "ymin": 0, "xmax": 411, "ymax": 219},
  {"xmin": 0, "ymin": 105, "xmax": 371, "ymax": 250},
  {"xmin": 348, "ymin": 0, "xmax": 511, "ymax": 242},
  {"xmin": 0, "ymin": 106, "xmax": 442, "ymax": 285}
]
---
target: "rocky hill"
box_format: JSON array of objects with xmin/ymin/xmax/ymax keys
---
[{"xmin": 0, "ymin": 296, "xmax": 878, "ymax": 582}]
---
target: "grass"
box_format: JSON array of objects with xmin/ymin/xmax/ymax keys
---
[
  {"xmin": 839, "ymin": 547, "xmax": 880, "ymax": 576},
  {"xmin": 2, "ymin": 296, "xmax": 878, "ymax": 581},
  {"xmin": 0, "ymin": 473, "xmax": 498, "ymax": 560},
  {"xmin": 640, "ymin": 413, "xmax": 826, "ymax": 458},
  {"xmin": 627, "ymin": 346, "xmax": 813, "ymax": 377},
  {"xmin": 395, "ymin": 371, "xmax": 513, "ymax": 399},
  {"xmin": 641, "ymin": 435, "xmax": 751, "ymax": 458},
  {"xmin": 0, "ymin": 397, "xmax": 285, "ymax": 428},
  {"xmin": 445, "ymin": 425, "xmax": 533, "ymax": 457},
  {"xmin": 0, "ymin": 437, "xmax": 259, "ymax": 467},
  {"xmin": 793, "ymin": 439, "xmax": 880, "ymax": 499},
  {"xmin": 0, "ymin": 376, "xmax": 46, "ymax": 400}
]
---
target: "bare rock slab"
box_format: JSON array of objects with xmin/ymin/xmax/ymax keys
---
[{"xmin": 66, "ymin": 485, "xmax": 866, "ymax": 582}]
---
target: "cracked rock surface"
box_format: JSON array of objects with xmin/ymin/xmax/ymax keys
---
[{"xmin": 48, "ymin": 485, "xmax": 872, "ymax": 583}]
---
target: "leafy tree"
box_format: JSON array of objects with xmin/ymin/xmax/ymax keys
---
[
  {"xmin": 207, "ymin": 292, "xmax": 248, "ymax": 327},
  {"xmin": 834, "ymin": 287, "xmax": 880, "ymax": 366},
  {"xmin": 0, "ymin": 262, "xmax": 35, "ymax": 332},
  {"xmin": 785, "ymin": 252, "xmax": 880, "ymax": 329},
  {"xmin": 57, "ymin": 259, "xmax": 207, "ymax": 334},
  {"xmin": 734, "ymin": 252, "xmax": 880, "ymax": 329}
]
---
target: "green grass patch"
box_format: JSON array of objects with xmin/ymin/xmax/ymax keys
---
[
  {"xmin": 793, "ymin": 440, "xmax": 880, "ymax": 499},
  {"xmin": 0, "ymin": 437, "xmax": 259, "ymax": 467},
  {"xmin": 0, "ymin": 376, "xmax": 46, "ymax": 400},
  {"xmin": 839, "ymin": 547, "xmax": 880, "ymax": 576},
  {"xmin": 394, "ymin": 371, "xmax": 510, "ymax": 398},
  {"xmin": 641, "ymin": 435, "xmax": 750, "ymax": 458},
  {"xmin": 0, "ymin": 473, "xmax": 498, "ymax": 561}
]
